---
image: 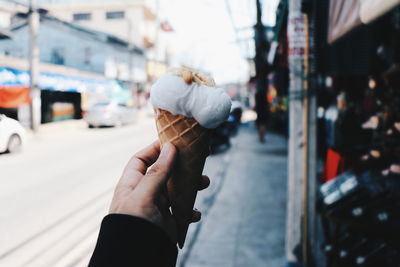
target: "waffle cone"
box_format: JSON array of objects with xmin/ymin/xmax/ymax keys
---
[{"xmin": 155, "ymin": 108, "xmax": 210, "ymax": 248}]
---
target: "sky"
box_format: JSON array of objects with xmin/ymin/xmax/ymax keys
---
[{"xmin": 153, "ymin": 0, "xmax": 280, "ymax": 84}]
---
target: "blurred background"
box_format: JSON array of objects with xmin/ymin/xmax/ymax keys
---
[{"xmin": 1, "ymin": 0, "xmax": 400, "ymax": 267}]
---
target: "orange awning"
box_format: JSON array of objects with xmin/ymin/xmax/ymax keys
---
[{"xmin": 0, "ymin": 87, "xmax": 30, "ymax": 108}]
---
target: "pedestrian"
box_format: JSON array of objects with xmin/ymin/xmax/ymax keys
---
[
  {"xmin": 255, "ymin": 90, "xmax": 269, "ymax": 143},
  {"xmin": 88, "ymin": 141, "xmax": 210, "ymax": 267}
]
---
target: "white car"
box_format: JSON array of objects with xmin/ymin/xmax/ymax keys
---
[
  {"xmin": 84, "ymin": 102, "xmax": 138, "ymax": 128},
  {"xmin": 0, "ymin": 114, "xmax": 26, "ymax": 153}
]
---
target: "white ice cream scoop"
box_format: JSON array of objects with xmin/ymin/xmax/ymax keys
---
[{"xmin": 150, "ymin": 70, "xmax": 232, "ymax": 129}]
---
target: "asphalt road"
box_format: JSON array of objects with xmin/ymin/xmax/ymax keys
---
[{"xmin": 0, "ymin": 116, "xmax": 160, "ymax": 267}]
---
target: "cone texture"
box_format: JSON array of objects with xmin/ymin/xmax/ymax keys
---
[{"xmin": 155, "ymin": 108, "xmax": 209, "ymax": 248}]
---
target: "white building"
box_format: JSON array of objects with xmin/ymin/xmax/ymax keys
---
[
  {"xmin": 0, "ymin": 0, "xmax": 28, "ymax": 28},
  {"xmin": 42, "ymin": 0, "xmax": 157, "ymax": 49},
  {"xmin": 0, "ymin": 14, "xmax": 147, "ymax": 82}
]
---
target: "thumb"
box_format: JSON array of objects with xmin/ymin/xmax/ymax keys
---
[{"xmin": 137, "ymin": 142, "xmax": 177, "ymax": 198}]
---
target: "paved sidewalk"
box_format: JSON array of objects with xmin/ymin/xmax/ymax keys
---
[{"xmin": 178, "ymin": 124, "xmax": 288, "ymax": 267}]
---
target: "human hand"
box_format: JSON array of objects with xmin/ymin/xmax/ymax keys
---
[{"xmin": 109, "ymin": 141, "xmax": 210, "ymax": 244}]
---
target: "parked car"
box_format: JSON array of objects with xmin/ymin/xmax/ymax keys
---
[
  {"xmin": 84, "ymin": 101, "xmax": 138, "ymax": 128},
  {"xmin": 228, "ymin": 100, "xmax": 243, "ymax": 136},
  {"xmin": 0, "ymin": 114, "xmax": 26, "ymax": 153},
  {"xmin": 210, "ymin": 101, "xmax": 243, "ymax": 154}
]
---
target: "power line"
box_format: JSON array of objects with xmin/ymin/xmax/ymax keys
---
[
  {"xmin": 224, "ymin": 0, "xmax": 238, "ymax": 42},
  {"xmin": 2, "ymin": 0, "xmax": 29, "ymax": 7},
  {"xmin": 224, "ymin": 0, "xmax": 253, "ymax": 59}
]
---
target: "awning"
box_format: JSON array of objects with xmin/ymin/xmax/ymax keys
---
[
  {"xmin": 360, "ymin": 0, "xmax": 400, "ymax": 24},
  {"xmin": 0, "ymin": 28, "xmax": 11, "ymax": 39},
  {"xmin": 0, "ymin": 67, "xmax": 129, "ymax": 108},
  {"xmin": 0, "ymin": 67, "xmax": 123, "ymax": 93},
  {"xmin": 328, "ymin": 0, "xmax": 361, "ymax": 44},
  {"xmin": 268, "ymin": 0, "xmax": 288, "ymax": 64},
  {"xmin": 273, "ymin": 0, "xmax": 288, "ymax": 42},
  {"xmin": 0, "ymin": 87, "xmax": 29, "ymax": 108},
  {"xmin": 328, "ymin": 0, "xmax": 400, "ymax": 44}
]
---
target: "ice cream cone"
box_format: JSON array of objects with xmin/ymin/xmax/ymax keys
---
[
  {"xmin": 155, "ymin": 108, "xmax": 210, "ymax": 248},
  {"xmin": 151, "ymin": 67, "xmax": 230, "ymax": 248}
]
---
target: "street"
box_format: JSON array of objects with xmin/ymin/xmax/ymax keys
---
[
  {"xmin": 0, "ymin": 115, "xmax": 287, "ymax": 267},
  {"xmin": 0, "ymin": 115, "xmax": 159, "ymax": 266}
]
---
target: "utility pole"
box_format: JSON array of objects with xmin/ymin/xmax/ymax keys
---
[
  {"xmin": 285, "ymin": 0, "xmax": 320, "ymax": 265},
  {"xmin": 253, "ymin": 0, "xmax": 269, "ymax": 143},
  {"xmin": 286, "ymin": 0, "xmax": 307, "ymax": 265},
  {"xmin": 128, "ymin": 18, "xmax": 134, "ymax": 83},
  {"xmin": 127, "ymin": 18, "xmax": 138, "ymax": 108},
  {"xmin": 254, "ymin": 0, "xmax": 269, "ymax": 111},
  {"xmin": 29, "ymin": 0, "xmax": 40, "ymax": 131}
]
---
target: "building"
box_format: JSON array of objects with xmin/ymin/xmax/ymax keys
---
[
  {"xmin": 0, "ymin": 12, "xmax": 142, "ymax": 124},
  {"xmin": 0, "ymin": 0, "xmax": 27, "ymax": 28},
  {"xmin": 0, "ymin": 13, "xmax": 147, "ymax": 83},
  {"xmin": 42, "ymin": 0, "xmax": 156, "ymax": 50},
  {"xmin": 0, "ymin": 28, "xmax": 10, "ymax": 39},
  {"xmin": 41, "ymin": 0, "xmax": 159, "ymax": 83}
]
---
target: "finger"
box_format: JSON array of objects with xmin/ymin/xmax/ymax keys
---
[
  {"xmin": 137, "ymin": 143, "xmax": 177, "ymax": 198},
  {"xmin": 191, "ymin": 209, "xmax": 202, "ymax": 223},
  {"xmin": 129, "ymin": 141, "xmax": 161, "ymax": 175},
  {"xmin": 118, "ymin": 141, "xmax": 161, "ymax": 189},
  {"xmin": 198, "ymin": 175, "xmax": 210, "ymax": 191}
]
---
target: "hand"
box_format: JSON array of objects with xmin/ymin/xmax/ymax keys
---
[{"xmin": 109, "ymin": 141, "xmax": 210, "ymax": 244}]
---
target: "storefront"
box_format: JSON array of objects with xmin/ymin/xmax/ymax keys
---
[
  {"xmin": 280, "ymin": 0, "xmax": 400, "ymax": 266},
  {"xmin": 314, "ymin": 1, "xmax": 400, "ymax": 266},
  {"xmin": 0, "ymin": 68, "xmax": 30, "ymax": 120},
  {"xmin": 0, "ymin": 67, "xmax": 130, "ymax": 123}
]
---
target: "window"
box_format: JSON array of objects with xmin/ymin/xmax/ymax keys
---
[
  {"xmin": 84, "ymin": 47, "xmax": 91, "ymax": 65},
  {"xmin": 94, "ymin": 102, "xmax": 110, "ymax": 107},
  {"xmin": 73, "ymin": 13, "xmax": 91, "ymax": 21},
  {"xmin": 106, "ymin": 11, "xmax": 125, "ymax": 20},
  {"xmin": 51, "ymin": 48, "xmax": 65, "ymax": 65}
]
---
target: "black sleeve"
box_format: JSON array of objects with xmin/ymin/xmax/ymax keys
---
[{"xmin": 89, "ymin": 214, "xmax": 178, "ymax": 267}]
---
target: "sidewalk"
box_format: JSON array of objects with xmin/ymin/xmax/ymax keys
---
[{"xmin": 178, "ymin": 124, "xmax": 288, "ymax": 267}]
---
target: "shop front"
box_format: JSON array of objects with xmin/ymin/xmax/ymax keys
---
[
  {"xmin": 0, "ymin": 67, "xmax": 130, "ymax": 124},
  {"xmin": 0, "ymin": 68, "xmax": 30, "ymax": 120},
  {"xmin": 315, "ymin": 2, "xmax": 400, "ymax": 267},
  {"xmin": 281, "ymin": 0, "xmax": 400, "ymax": 266}
]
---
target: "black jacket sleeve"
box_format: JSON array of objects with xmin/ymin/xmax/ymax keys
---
[{"xmin": 89, "ymin": 214, "xmax": 178, "ymax": 267}]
